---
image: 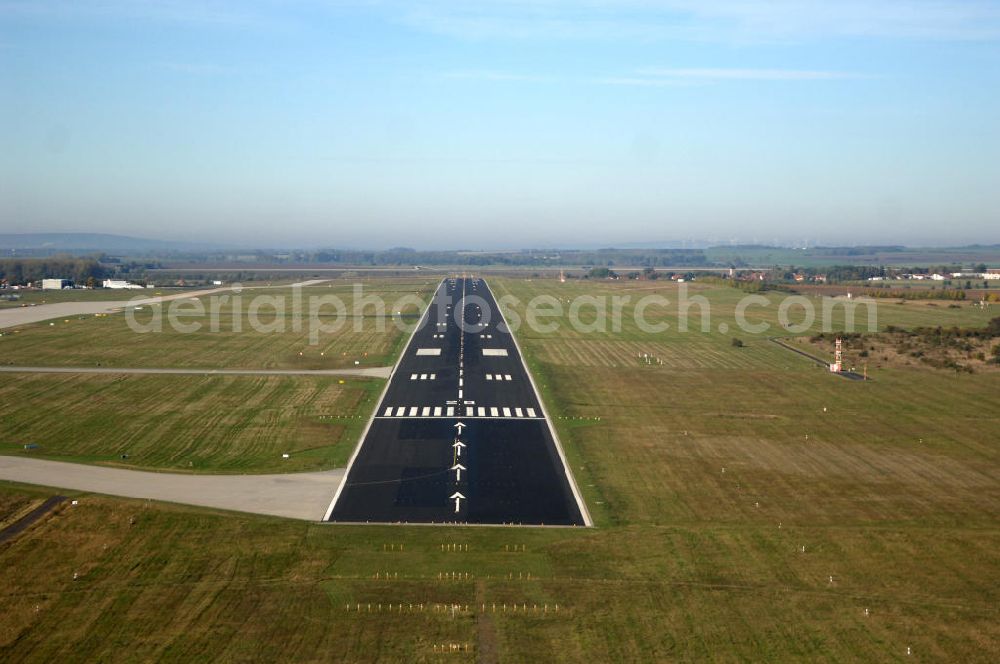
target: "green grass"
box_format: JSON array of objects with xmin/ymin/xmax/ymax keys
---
[
  {"xmin": 0, "ymin": 277, "xmax": 997, "ymax": 661},
  {"xmin": 0, "ymin": 288, "xmax": 148, "ymax": 308},
  {"xmin": 0, "ymin": 373, "xmax": 382, "ymax": 473},
  {"xmin": 703, "ymin": 245, "xmax": 1000, "ymax": 268},
  {"xmin": 0, "ymin": 279, "xmax": 437, "ymax": 369},
  {"xmin": 0, "ymin": 278, "xmax": 437, "ymax": 474}
]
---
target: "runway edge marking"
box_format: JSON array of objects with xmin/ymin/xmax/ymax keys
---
[
  {"xmin": 322, "ymin": 277, "xmax": 443, "ymax": 521},
  {"xmin": 483, "ymin": 279, "xmax": 594, "ymax": 527}
]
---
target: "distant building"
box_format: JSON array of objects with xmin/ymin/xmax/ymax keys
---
[
  {"xmin": 42, "ymin": 278, "xmax": 72, "ymax": 290},
  {"xmin": 929, "ymin": 274, "xmax": 947, "ymax": 281},
  {"xmin": 986, "ymin": 269, "xmax": 1000, "ymax": 280},
  {"xmin": 102, "ymin": 279, "xmax": 144, "ymax": 289}
]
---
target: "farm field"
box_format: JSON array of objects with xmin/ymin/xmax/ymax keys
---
[
  {"xmin": 0, "ymin": 279, "xmax": 436, "ymax": 369},
  {"xmin": 0, "ymin": 277, "xmax": 997, "ymax": 661},
  {"xmin": 703, "ymin": 245, "xmax": 1000, "ymax": 268}
]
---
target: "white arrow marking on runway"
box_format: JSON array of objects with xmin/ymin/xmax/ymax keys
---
[
  {"xmin": 453, "ymin": 439, "xmax": 467, "ymax": 457},
  {"xmin": 451, "ymin": 463, "xmax": 466, "ymax": 482},
  {"xmin": 450, "ymin": 492, "xmax": 466, "ymax": 513},
  {"xmin": 454, "ymin": 422, "xmax": 466, "ymax": 433}
]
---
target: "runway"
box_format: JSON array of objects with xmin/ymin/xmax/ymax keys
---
[{"xmin": 327, "ymin": 277, "xmax": 590, "ymax": 526}]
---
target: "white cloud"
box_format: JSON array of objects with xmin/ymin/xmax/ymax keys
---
[
  {"xmin": 637, "ymin": 68, "xmax": 867, "ymax": 81},
  {"xmin": 591, "ymin": 76, "xmax": 706, "ymax": 88},
  {"xmin": 6, "ymin": 1, "xmax": 1000, "ymax": 41},
  {"xmin": 391, "ymin": 0, "xmax": 1000, "ymax": 42},
  {"xmin": 441, "ymin": 69, "xmax": 551, "ymax": 82}
]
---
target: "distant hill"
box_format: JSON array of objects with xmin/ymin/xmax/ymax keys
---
[{"xmin": 0, "ymin": 233, "xmax": 224, "ymax": 255}]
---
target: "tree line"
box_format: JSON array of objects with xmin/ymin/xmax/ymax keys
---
[{"xmin": 0, "ymin": 257, "xmax": 106, "ymax": 285}]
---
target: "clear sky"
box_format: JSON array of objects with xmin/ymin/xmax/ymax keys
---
[{"xmin": 2, "ymin": 1, "xmax": 999, "ymax": 249}]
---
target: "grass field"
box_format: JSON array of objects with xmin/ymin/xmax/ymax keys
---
[
  {"xmin": 0, "ymin": 277, "xmax": 997, "ymax": 661},
  {"xmin": 703, "ymin": 245, "xmax": 1000, "ymax": 268},
  {"xmin": 0, "ymin": 373, "xmax": 382, "ymax": 472},
  {"xmin": 0, "ymin": 279, "xmax": 436, "ymax": 369},
  {"xmin": 0, "ymin": 289, "xmax": 147, "ymax": 309}
]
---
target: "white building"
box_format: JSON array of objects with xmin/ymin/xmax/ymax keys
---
[
  {"xmin": 41, "ymin": 278, "xmax": 72, "ymax": 290},
  {"xmin": 102, "ymin": 279, "xmax": 144, "ymax": 289}
]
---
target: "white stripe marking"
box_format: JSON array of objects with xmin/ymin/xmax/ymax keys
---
[
  {"xmin": 526, "ymin": 407, "xmax": 537, "ymax": 418},
  {"xmin": 502, "ymin": 407, "xmax": 511, "ymax": 417},
  {"xmin": 395, "ymin": 406, "xmax": 406, "ymax": 417},
  {"xmin": 422, "ymin": 406, "xmax": 430, "ymax": 417},
  {"xmin": 515, "ymin": 408, "xmax": 523, "ymax": 417},
  {"xmin": 384, "ymin": 407, "xmax": 393, "ymax": 416},
  {"xmin": 447, "ymin": 406, "xmax": 455, "ymax": 416},
  {"xmin": 408, "ymin": 406, "xmax": 418, "ymax": 417},
  {"xmin": 410, "ymin": 373, "xmax": 417, "ymax": 380},
  {"xmin": 477, "ymin": 407, "xmax": 485, "ymax": 417},
  {"xmin": 434, "ymin": 406, "xmax": 442, "ymax": 416},
  {"xmin": 486, "ymin": 374, "xmax": 492, "ymax": 381},
  {"xmin": 504, "ymin": 374, "xmax": 512, "ymax": 381},
  {"xmin": 490, "ymin": 407, "xmax": 499, "ymax": 417}
]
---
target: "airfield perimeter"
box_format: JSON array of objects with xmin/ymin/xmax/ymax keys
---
[{"xmin": 0, "ymin": 276, "xmax": 997, "ymax": 661}]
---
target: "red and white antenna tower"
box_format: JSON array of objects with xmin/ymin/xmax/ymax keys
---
[{"xmin": 830, "ymin": 337, "xmax": 843, "ymax": 373}]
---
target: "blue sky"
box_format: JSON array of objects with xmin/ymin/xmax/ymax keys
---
[{"xmin": 2, "ymin": 1, "xmax": 999, "ymax": 249}]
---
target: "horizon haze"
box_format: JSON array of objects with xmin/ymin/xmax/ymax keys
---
[{"xmin": 2, "ymin": 1, "xmax": 999, "ymax": 248}]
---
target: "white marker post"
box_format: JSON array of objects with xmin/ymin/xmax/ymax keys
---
[{"xmin": 450, "ymin": 492, "xmax": 465, "ymax": 513}]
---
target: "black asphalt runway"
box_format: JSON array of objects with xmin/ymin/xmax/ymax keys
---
[{"xmin": 328, "ymin": 277, "xmax": 586, "ymax": 525}]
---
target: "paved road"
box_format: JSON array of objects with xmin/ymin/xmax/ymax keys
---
[
  {"xmin": 0, "ymin": 365, "xmax": 392, "ymax": 378},
  {"xmin": 0, "ymin": 456, "xmax": 343, "ymax": 521},
  {"xmin": 327, "ymin": 277, "xmax": 590, "ymax": 526},
  {"xmin": 0, "ymin": 495, "xmax": 67, "ymax": 544},
  {"xmin": 0, "ymin": 286, "xmax": 240, "ymax": 329},
  {"xmin": 768, "ymin": 338, "xmax": 866, "ymax": 380},
  {"xmin": 0, "ymin": 281, "xmax": 329, "ymax": 329}
]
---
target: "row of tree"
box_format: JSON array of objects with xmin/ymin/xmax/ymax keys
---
[
  {"xmin": 0, "ymin": 257, "xmax": 106, "ymax": 285},
  {"xmin": 187, "ymin": 248, "xmax": 712, "ymax": 268},
  {"xmin": 859, "ymin": 288, "xmax": 968, "ymax": 300}
]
